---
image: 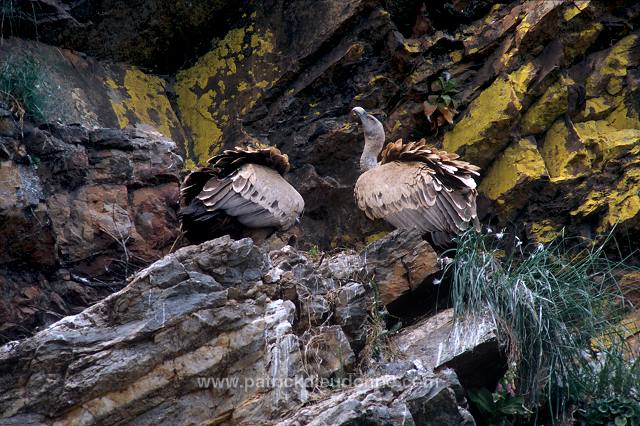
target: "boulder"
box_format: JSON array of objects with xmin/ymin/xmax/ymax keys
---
[
  {"xmin": 363, "ymin": 229, "xmax": 440, "ymax": 305},
  {"xmin": 277, "ymin": 368, "xmax": 475, "ymax": 426},
  {"xmin": 302, "ymin": 326, "xmax": 355, "ymax": 380},
  {"xmin": 0, "ymin": 38, "xmax": 186, "ymax": 145},
  {"xmin": 443, "ymin": 62, "xmax": 538, "ymax": 168},
  {"xmin": 479, "ymin": 137, "xmax": 548, "ymax": 218},
  {"xmin": 392, "ymin": 309, "xmax": 504, "ymax": 390}
]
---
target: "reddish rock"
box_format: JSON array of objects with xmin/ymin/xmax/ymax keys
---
[
  {"xmin": 0, "ymin": 109, "xmax": 183, "ymax": 342},
  {"xmin": 363, "ymin": 229, "xmax": 440, "ymax": 305}
]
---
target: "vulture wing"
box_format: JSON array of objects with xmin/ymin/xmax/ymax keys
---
[
  {"xmin": 355, "ymin": 160, "xmax": 478, "ymax": 245},
  {"xmin": 180, "ymin": 145, "xmax": 303, "ymax": 242},
  {"xmin": 196, "ymin": 163, "xmax": 304, "ymax": 229}
]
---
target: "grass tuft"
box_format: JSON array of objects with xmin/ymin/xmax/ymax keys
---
[
  {"xmin": 0, "ymin": 55, "xmax": 50, "ymax": 121},
  {"xmin": 445, "ymin": 228, "xmax": 639, "ymax": 422}
]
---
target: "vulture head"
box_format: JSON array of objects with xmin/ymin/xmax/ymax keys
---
[{"xmin": 352, "ymin": 106, "xmax": 385, "ymax": 171}]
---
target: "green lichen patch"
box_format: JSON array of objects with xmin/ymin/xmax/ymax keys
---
[
  {"xmin": 540, "ymin": 119, "xmax": 640, "ymax": 181},
  {"xmin": 443, "ymin": 62, "xmax": 537, "ymax": 168},
  {"xmin": 106, "ymin": 68, "xmax": 184, "ymax": 142},
  {"xmin": 520, "ymin": 76, "xmax": 573, "ymax": 136}
]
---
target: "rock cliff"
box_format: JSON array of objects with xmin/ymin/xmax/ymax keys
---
[
  {"xmin": 0, "ymin": 105, "xmax": 182, "ymax": 342},
  {"xmin": 1, "ymin": 0, "xmax": 639, "ymax": 424},
  {"xmin": 3, "ymin": 0, "xmax": 639, "ymax": 248}
]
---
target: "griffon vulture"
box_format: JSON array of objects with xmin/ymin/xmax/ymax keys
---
[
  {"xmin": 352, "ymin": 106, "xmax": 480, "ymax": 246},
  {"xmin": 180, "ymin": 146, "xmax": 304, "ymax": 243}
]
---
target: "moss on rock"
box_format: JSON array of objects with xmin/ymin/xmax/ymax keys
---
[
  {"xmin": 175, "ymin": 19, "xmax": 278, "ymax": 167},
  {"xmin": 107, "ymin": 68, "xmax": 185, "ymax": 142},
  {"xmin": 528, "ymin": 219, "xmax": 562, "ymax": 244},
  {"xmin": 540, "ymin": 119, "xmax": 640, "ymax": 181},
  {"xmin": 520, "ymin": 76, "xmax": 573, "ymax": 136},
  {"xmin": 586, "ymin": 34, "xmax": 639, "ymax": 98}
]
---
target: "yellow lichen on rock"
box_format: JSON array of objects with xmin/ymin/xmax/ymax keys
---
[
  {"xmin": 479, "ymin": 138, "xmax": 547, "ymax": 216},
  {"xmin": 175, "ymin": 20, "xmax": 278, "ymax": 167},
  {"xmin": 365, "ymin": 231, "xmax": 388, "ymax": 245},
  {"xmin": 563, "ymin": 0, "xmax": 590, "ymax": 22},
  {"xmin": 562, "ymin": 22, "xmax": 602, "ymax": 63},
  {"xmin": 607, "ymin": 99, "xmax": 640, "ymax": 131},
  {"xmin": 449, "ymin": 50, "xmax": 463, "ymax": 63},
  {"xmin": 575, "ymin": 95, "xmax": 620, "ymax": 122},
  {"xmin": 443, "ymin": 62, "xmax": 537, "ymax": 167},
  {"xmin": 541, "ymin": 118, "xmax": 640, "ymax": 181},
  {"xmin": 528, "ymin": 219, "xmax": 562, "ymax": 244},
  {"xmin": 106, "ymin": 68, "xmax": 183, "ymax": 140},
  {"xmin": 570, "ymin": 190, "xmax": 607, "ymax": 218},
  {"xmin": 601, "ymin": 168, "xmax": 640, "ymax": 230},
  {"xmin": 581, "ymin": 121, "xmax": 640, "ymax": 165},
  {"xmin": 570, "ymin": 168, "xmax": 640, "ymax": 231},
  {"xmin": 586, "ymin": 34, "xmax": 639, "ymax": 97},
  {"xmin": 175, "ymin": 33, "xmax": 238, "ymax": 164},
  {"xmin": 541, "ymin": 120, "xmax": 591, "ymax": 181},
  {"xmin": 520, "ymin": 76, "xmax": 573, "ymax": 135}
]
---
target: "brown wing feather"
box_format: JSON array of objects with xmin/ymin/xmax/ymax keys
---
[
  {"xmin": 197, "ymin": 164, "xmax": 304, "ymax": 229},
  {"xmin": 208, "ymin": 145, "xmax": 290, "ymax": 177},
  {"xmin": 180, "ymin": 145, "xmax": 301, "ymax": 241},
  {"xmin": 380, "ymin": 139, "xmax": 480, "ymax": 190},
  {"xmin": 180, "ymin": 145, "xmax": 290, "ymax": 206},
  {"xmin": 355, "ymin": 158, "xmax": 478, "ymax": 244}
]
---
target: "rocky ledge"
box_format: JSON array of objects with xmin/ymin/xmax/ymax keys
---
[{"xmin": 0, "ymin": 232, "xmax": 499, "ymax": 425}]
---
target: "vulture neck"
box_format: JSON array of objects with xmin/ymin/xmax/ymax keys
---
[{"xmin": 360, "ymin": 128, "xmax": 384, "ymax": 172}]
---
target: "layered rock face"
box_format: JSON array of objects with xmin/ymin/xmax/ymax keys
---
[
  {"xmin": 1, "ymin": 1, "xmax": 639, "ymax": 422},
  {"xmin": 0, "ymin": 0, "xmax": 241, "ymax": 72},
  {"xmin": 5, "ymin": 0, "xmax": 639, "ymax": 248},
  {"xmin": 169, "ymin": 0, "xmax": 640, "ymax": 246},
  {"xmin": 0, "ymin": 38, "xmax": 186, "ymax": 145},
  {"xmin": 0, "ymin": 233, "xmax": 495, "ymax": 425},
  {"xmin": 0, "ymin": 106, "xmax": 183, "ymax": 342}
]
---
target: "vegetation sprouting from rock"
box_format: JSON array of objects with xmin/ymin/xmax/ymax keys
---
[
  {"xmin": 447, "ymin": 229, "xmax": 639, "ymax": 423},
  {"xmin": 0, "ymin": 55, "xmax": 49, "ymax": 121}
]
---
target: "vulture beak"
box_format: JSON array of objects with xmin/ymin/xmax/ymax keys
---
[{"xmin": 351, "ymin": 106, "xmax": 366, "ymax": 118}]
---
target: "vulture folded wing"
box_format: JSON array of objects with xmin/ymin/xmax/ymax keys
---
[
  {"xmin": 354, "ymin": 161, "xmax": 477, "ymax": 236},
  {"xmin": 197, "ymin": 163, "xmax": 304, "ymax": 229}
]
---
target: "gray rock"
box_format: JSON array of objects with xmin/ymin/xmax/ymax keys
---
[
  {"xmin": 334, "ymin": 281, "xmax": 371, "ymax": 351},
  {"xmin": 393, "ymin": 309, "xmax": 502, "ymax": 390},
  {"xmin": 0, "ymin": 235, "xmax": 491, "ymax": 425},
  {"xmin": 302, "ymin": 325, "xmax": 355, "ymax": 380},
  {"xmin": 0, "ymin": 237, "xmax": 303, "ymax": 425},
  {"xmin": 277, "ymin": 369, "xmax": 475, "ymax": 426},
  {"xmin": 0, "ymin": 122, "xmax": 183, "ymax": 343}
]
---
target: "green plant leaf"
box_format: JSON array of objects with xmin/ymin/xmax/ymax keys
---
[
  {"xmin": 498, "ymin": 396, "xmax": 528, "ymax": 416},
  {"xmin": 468, "ymin": 388, "xmax": 497, "ymax": 416}
]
